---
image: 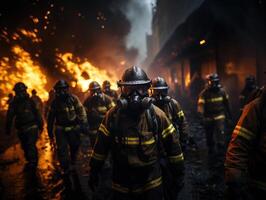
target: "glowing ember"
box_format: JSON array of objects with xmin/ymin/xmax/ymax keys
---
[
  {"xmin": 57, "ymin": 53, "xmax": 118, "ymax": 92},
  {"xmin": 0, "ymin": 46, "xmax": 48, "ymax": 110},
  {"xmin": 19, "ymin": 29, "xmax": 42, "ymax": 43}
]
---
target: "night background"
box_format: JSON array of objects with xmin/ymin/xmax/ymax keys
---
[{"xmin": 1, "ymin": 0, "xmax": 266, "ymax": 199}]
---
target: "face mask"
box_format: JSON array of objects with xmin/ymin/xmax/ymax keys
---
[
  {"xmin": 117, "ymin": 86, "xmax": 152, "ymax": 111},
  {"xmin": 104, "ymin": 87, "xmax": 110, "ymax": 92},
  {"xmin": 55, "ymin": 88, "xmax": 69, "ymax": 99},
  {"xmin": 15, "ymin": 91, "xmax": 28, "ymax": 99},
  {"xmin": 91, "ymin": 89, "xmax": 103, "ymax": 99}
]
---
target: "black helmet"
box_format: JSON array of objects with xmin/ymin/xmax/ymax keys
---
[
  {"xmin": 117, "ymin": 66, "xmax": 151, "ymax": 86},
  {"xmin": 102, "ymin": 80, "xmax": 111, "ymax": 88},
  {"xmin": 151, "ymin": 77, "xmax": 169, "ymax": 90},
  {"xmin": 89, "ymin": 81, "xmax": 101, "ymax": 91},
  {"xmin": 207, "ymin": 73, "xmax": 221, "ymax": 89},
  {"xmin": 13, "ymin": 82, "xmax": 27, "ymax": 92},
  {"xmin": 54, "ymin": 80, "xmax": 69, "ymax": 90},
  {"xmin": 31, "ymin": 89, "xmax": 37, "ymax": 95},
  {"xmin": 207, "ymin": 73, "xmax": 219, "ymax": 82}
]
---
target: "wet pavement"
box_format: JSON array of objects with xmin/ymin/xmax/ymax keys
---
[{"xmin": 0, "ymin": 113, "xmax": 229, "ymax": 200}]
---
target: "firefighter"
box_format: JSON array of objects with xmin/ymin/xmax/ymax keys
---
[
  {"xmin": 31, "ymin": 89, "xmax": 43, "ymax": 114},
  {"xmin": 197, "ymin": 73, "xmax": 232, "ymax": 157},
  {"xmin": 5, "ymin": 82, "xmax": 43, "ymax": 168},
  {"xmin": 102, "ymin": 80, "xmax": 118, "ymax": 100},
  {"xmin": 239, "ymin": 75, "xmax": 259, "ymax": 112},
  {"xmin": 7, "ymin": 93, "xmax": 13, "ymax": 105},
  {"xmin": 150, "ymin": 76, "xmax": 192, "ymax": 150},
  {"xmin": 225, "ymin": 87, "xmax": 266, "ymax": 199},
  {"xmin": 89, "ymin": 66, "xmax": 184, "ymax": 200},
  {"xmin": 47, "ymin": 80, "xmax": 88, "ymax": 173},
  {"xmin": 83, "ymin": 81, "xmax": 115, "ymax": 147}
]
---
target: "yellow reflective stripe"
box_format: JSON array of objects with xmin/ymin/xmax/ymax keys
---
[
  {"xmin": 168, "ymin": 153, "xmax": 184, "ymax": 163},
  {"xmin": 92, "ymin": 152, "xmax": 106, "ymax": 161},
  {"xmin": 177, "ymin": 110, "xmax": 184, "ymax": 118},
  {"xmin": 114, "ymin": 136, "xmax": 155, "ymax": 145},
  {"xmin": 234, "ymin": 125, "xmax": 255, "ymax": 140},
  {"xmin": 99, "ymin": 124, "xmax": 110, "ymax": 136},
  {"xmin": 112, "ymin": 177, "xmax": 162, "ymax": 194},
  {"xmin": 162, "ymin": 124, "xmax": 175, "ymax": 138},
  {"xmin": 56, "ymin": 125, "xmax": 79, "ymax": 131},
  {"xmin": 198, "ymin": 98, "xmax": 205, "ymax": 104},
  {"xmin": 97, "ymin": 106, "xmax": 107, "ymax": 112},
  {"xmin": 112, "ymin": 183, "xmax": 129, "ymax": 193},
  {"xmin": 206, "ymin": 97, "xmax": 223, "ymax": 103},
  {"xmin": 133, "ymin": 177, "xmax": 162, "ymax": 193},
  {"xmin": 214, "ymin": 114, "xmax": 225, "ymax": 120}
]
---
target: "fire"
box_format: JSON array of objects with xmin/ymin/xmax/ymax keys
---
[
  {"xmin": 57, "ymin": 53, "xmax": 118, "ymax": 92},
  {"xmin": 0, "ymin": 46, "xmax": 48, "ymax": 110},
  {"xmin": 185, "ymin": 73, "xmax": 191, "ymax": 88}
]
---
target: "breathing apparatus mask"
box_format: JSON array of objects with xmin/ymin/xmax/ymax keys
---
[
  {"xmin": 55, "ymin": 87, "xmax": 69, "ymax": 100},
  {"xmin": 151, "ymin": 89, "xmax": 171, "ymax": 104},
  {"xmin": 117, "ymin": 85, "xmax": 152, "ymax": 111},
  {"xmin": 90, "ymin": 88, "xmax": 103, "ymax": 99}
]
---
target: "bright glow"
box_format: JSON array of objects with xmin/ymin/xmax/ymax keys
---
[
  {"xmin": 0, "ymin": 46, "xmax": 48, "ymax": 110},
  {"xmin": 200, "ymin": 39, "xmax": 206, "ymax": 45},
  {"xmin": 57, "ymin": 53, "xmax": 118, "ymax": 92}
]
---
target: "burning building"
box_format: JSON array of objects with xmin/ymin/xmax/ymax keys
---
[{"xmin": 145, "ymin": 0, "xmax": 266, "ymax": 115}]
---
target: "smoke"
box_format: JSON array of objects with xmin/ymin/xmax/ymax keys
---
[{"xmin": 117, "ymin": 0, "xmax": 156, "ymax": 64}]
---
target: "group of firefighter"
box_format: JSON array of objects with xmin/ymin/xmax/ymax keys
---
[{"xmin": 4, "ymin": 65, "xmax": 266, "ymax": 199}]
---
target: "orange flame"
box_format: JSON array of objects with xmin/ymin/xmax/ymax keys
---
[
  {"xmin": 0, "ymin": 46, "xmax": 48, "ymax": 110},
  {"xmin": 57, "ymin": 53, "xmax": 118, "ymax": 92}
]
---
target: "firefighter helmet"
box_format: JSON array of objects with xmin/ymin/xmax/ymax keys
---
[
  {"xmin": 89, "ymin": 81, "xmax": 101, "ymax": 91},
  {"xmin": 54, "ymin": 80, "xmax": 69, "ymax": 90},
  {"xmin": 31, "ymin": 89, "xmax": 37, "ymax": 95},
  {"xmin": 207, "ymin": 73, "xmax": 220, "ymax": 82},
  {"xmin": 13, "ymin": 82, "xmax": 27, "ymax": 92},
  {"xmin": 102, "ymin": 80, "xmax": 111, "ymax": 89},
  {"xmin": 207, "ymin": 73, "xmax": 221, "ymax": 88},
  {"xmin": 151, "ymin": 77, "xmax": 169, "ymax": 90},
  {"xmin": 117, "ymin": 66, "xmax": 151, "ymax": 86}
]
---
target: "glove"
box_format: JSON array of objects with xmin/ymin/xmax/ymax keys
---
[{"xmin": 88, "ymin": 172, "xmax": 99, "ymax": 192}]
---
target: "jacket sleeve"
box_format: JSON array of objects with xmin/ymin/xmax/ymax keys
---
[
  {"xmin": 30, "ymin": 99, "xmax": 43, "ymax": 130},
  {"xmin": 90, "ymin": 112, "xmax": 112, "ymax": 174},
  {"xmin": 47, "ymin": 102, "xmax": 56, "ymax": 139},
  {"xmin": 5, "ymin": 102, "xmax": 15, "ymax": 135},
  {"xmin": 74, "ymin": 96, "xmax": 88, "ymax": 124},
  {"xmin": 225, "ymin": 101, "xmax": 259, "ymax": 184},
  {"xmin": 105, "ymin": 95, "xmax": 115, "ymax": 110},
  {"xmin": 172, "ymin": 100, "xmax": 189, "ymax": 143},
  {"xmin": 159, "ymin": 113, "xmax": 185, "ymax": 183}
]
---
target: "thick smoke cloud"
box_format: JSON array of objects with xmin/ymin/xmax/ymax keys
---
[{"xmin": 117, "ymin": 0, "xmax": 156, "ymax": 64}]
